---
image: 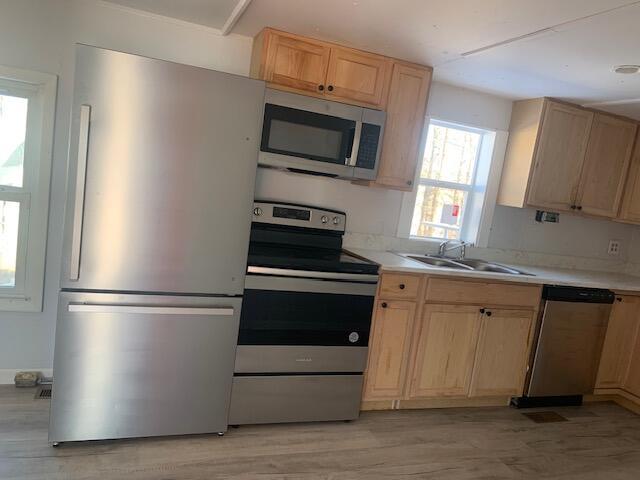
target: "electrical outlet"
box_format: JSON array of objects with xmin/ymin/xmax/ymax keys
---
[{"xmin": 608, "ymin": 240, "xmax": 621, "ymax": 256}]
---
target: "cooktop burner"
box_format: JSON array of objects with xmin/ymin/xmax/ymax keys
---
[{"xmin": 247, "ymin": 243, "xmax": 379, "ymax": 275}]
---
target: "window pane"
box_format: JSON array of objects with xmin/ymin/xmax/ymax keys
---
[
  {"xmin": 0, "ymin": 200, "xmax": 19, "ymax": 287},
  {"xmin": 0, "ymin": 94, "xmax": 28, "ymax": 188},
  {"xmin": 410, "ymin": 185, "xmax": 466, "ymax": 240},
  {"xmin": 420, "ymin": 124, "xmax": 481, "ymax": 185}
]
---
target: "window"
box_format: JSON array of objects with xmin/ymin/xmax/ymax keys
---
[
  {"xmin": 0, "ymin": 67, "xmax": 56, "ymax": 312},
  {"xmin": 398, "ymin": 118, "xmax": 507, "ymax": 246}
]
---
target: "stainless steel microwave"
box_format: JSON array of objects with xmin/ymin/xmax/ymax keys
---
[{"xmin": 258, "ymin": 89, "xmax": 386, "ymax": 180}]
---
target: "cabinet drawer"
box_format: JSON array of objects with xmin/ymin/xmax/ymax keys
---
[
  {"xmin": 379, "ymin": 273, "xmax": 421, "ymax": 299},
  {"xmin": 424, "ymin": 278, "xmax": 541, "ymax": 308}
]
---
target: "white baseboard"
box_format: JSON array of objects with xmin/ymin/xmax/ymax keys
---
[{"xmin": 0, "ymin": 368, "xmax": 53, "ymax": 385}]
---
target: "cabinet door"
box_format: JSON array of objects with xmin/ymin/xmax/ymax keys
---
[
  {"xmin": 324, "ymin": 46, "xmax": 391, "ymax": 108},
  {"xmin": 576, "ymin": 114, "xmax": 637, "ymax": 218},
  {"xmin": 527, "ymin": 101, "xmax": 593, "ymax": 211},
  {"xmin": 618, "ymin": 131, "xmax": 640, "ymax": 223},
  {"xmin": 263, "ymin": 31, "xmax": 330, "ymax": 94},
  {"xmin": 597, "ymin": 296, "xmax": 640, "ymax": 389},
  {"xmin": 469, "ymin": 309, "xmax": 535, "ymax": 397},
  {"xmin": 363, "ymin": 300, "xmax": 416, "ymax": 400},
  {"xmin": 375, "ymin": 62, "xmax": 432, "ymax": 190},
  {"xmin": 623, "ymin": 327, "xmax": 640, "ymax": 397},
  {"xmin": 409, "ymin": 305, "xmax": 480, "ymax": 398}
]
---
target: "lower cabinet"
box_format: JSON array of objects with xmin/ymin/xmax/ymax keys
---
[
  {"xmin": 409, "ymin": 305, "xmax": 480, "ymax": 398},
  {"xmin": 469, "ymin": 309, "xmax": 535, "ymax": 397},
  {"xmin": 363, "ymin": 299, "xmax": 416, "ymax": 400},
  {"xmin": 362, "ymin": 273, "xmax": 541, "ymax": 406},
  {"xmin": 596, "ymin": 295, "xmax": 640, "ymax": 389}
]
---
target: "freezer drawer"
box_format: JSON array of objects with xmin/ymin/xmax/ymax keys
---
[
  {"xmin": 228, "ymin": 374, "xmax": 363, "ymax": 425},
  {"xmin": 49, "ymin": 292, "xmax": 242, "ymax": 442}
]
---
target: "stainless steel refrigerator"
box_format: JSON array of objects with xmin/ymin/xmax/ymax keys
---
[{"xmin": 49, "ymin": 45, "xmax": 265, "ymax": 443}]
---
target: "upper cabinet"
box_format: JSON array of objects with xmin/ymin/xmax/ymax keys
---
[
  {"xmin": 251, "ymin": 28, "xmax": 391, "ymax": 109},
  {"xmin": 497, "ymin": 98, "xmax": 638, "ymax": 220},
  {"xmin": 577, "ymin": 114, "xmax": 637, "ymax": 217},
  {"xmin": 252, "ymin": 30, "xmax": 330, "ymax": 95},
  {"xmin": 324, "ymin": 46, "xmax": 392, "ymax": 107},
  {"xmin": 617, "ymin": 131, "xmax": 640, "ymax": 223},
  {"xmin": 525, "ymin": 101, "xmax": 593, "ymax": 211},
  {"xmin": 374, "ymin": 62, "xmax": 432, "ymax": 190},
  {"xmin": 250, "ymin": 28, "xmax": 433, "ymax": 191}
]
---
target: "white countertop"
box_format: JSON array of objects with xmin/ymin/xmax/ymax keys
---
[{"xmin": 347, "ymin": 248, "xmax": 640, "ymax": 293}]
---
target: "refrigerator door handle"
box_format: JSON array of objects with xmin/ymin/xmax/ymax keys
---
[
  {"xmin": 68, "ymin": 304, "xmax": 235, "ymax": 316},
  {"xmin": 69, "ymin": 104, "xmax": 91, "ymax": 281}
]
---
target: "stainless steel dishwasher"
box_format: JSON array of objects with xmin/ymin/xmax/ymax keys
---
[{"xmin": 513, "ymin": 285, "xmax": 614, "ymax": 407}]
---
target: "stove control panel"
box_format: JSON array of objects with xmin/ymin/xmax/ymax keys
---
[{"xmin": 252, "ymin": 201, "xmax": 346, "ymax": 232}]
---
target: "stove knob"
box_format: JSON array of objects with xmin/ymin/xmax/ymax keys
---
[
  {"xmin": 332, "ymin": 216, "xmax": 340, "ymax": 225},
  {"xmin": 253, "ymin": 207, "xmax": 263, "ymax": 216},
  {"xmin": 321, "ymin": 215, "xmax": 328, "ymax": 224}
]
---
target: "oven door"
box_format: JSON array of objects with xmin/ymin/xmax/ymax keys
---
[{"xmin": 239, "ymin": 273, "xmax": 377, "ymax": 347}]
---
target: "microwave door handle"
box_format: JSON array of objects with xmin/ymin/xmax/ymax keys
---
[{"xmin": 345, "ymin": 121, "xmax": 362, "ymax": 166}]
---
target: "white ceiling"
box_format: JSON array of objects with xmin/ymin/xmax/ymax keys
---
[
  {"xmin": 103, "ymin": 0, "xmax": 640, "ymax": 119},
  {"xmin": 105, "ymin": 0, "xmax": 239, "ymax": 30}
]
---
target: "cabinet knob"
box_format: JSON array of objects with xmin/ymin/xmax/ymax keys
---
[
  {"xmin": 570, "ymin": 205, "xmax": 576, "ymax": 210},
  {"xmin": 381, "ymin": 302, "xmax": 388, "ymax": 308},
  {"xmin": 486, "ymin": 311, "xmax": 492, "ymax": 317},
  {"xmin": 399, "ymin": 283, "xmax": 406, "ymax": 290},
  {"xmin": 327, "ymin": 85, "xmax": 334, "ymax": 91},
  {"xmin": 406, "ymin": 180, "xmax": 412, "ymax": 186},
  {"xmin": 616, "ymin": 297, "xmax": 623, "ymax": 302},
  {"xmin": 577, "ymin": 206, "xmax": 583, "ymax": 211},
  {"xmin": 318, "ymin": 85, "xmax": 324, "ymax": 91},
  {"xmin": 479, "ymin": 308, "xmax": 485, "ymax": 314}
]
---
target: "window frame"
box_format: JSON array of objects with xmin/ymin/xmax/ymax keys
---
[
  {"xmin": 412, "ymin": 119, "xmax": 485, "ymax": 240},
  {"xmin": 0, "ymin": 66, "xmax": 57, "ymax": 312},
  {"xmin": 398, "ymin": 116, "xmax": 507, "ymax": 247}
]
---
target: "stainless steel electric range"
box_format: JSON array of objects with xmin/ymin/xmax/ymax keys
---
[{"xmin": 228, "ymin": 201, "xmax": 379, "ymax": 425}]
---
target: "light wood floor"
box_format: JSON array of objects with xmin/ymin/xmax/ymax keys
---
[{"xmin": 2, "ymin": 386, "xmax": 640, "ymax": 479}]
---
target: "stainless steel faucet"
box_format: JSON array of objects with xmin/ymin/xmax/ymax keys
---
[{"xmin": 438, "ymin": 240, "xmax": 471, "ymax": 260}]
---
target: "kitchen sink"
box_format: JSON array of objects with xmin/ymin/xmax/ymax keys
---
[
  {"xmin": 454, "ymin": 259, "xmax": 532, "ymax": 275},
  {"xmin": 400, "ymin": 254, "xmax": 533, "ymax": 276},
  {"xmin": 406, "ymin": 255, "xmax": 473, "ymax": 270}
]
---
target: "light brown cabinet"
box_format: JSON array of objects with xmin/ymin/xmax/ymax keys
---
[
  {"xmin": 624, "ymin": 331, "xmax": 640, "ymax": 398},
  {"xmin": 251, "ymin": 29, "xmax": 330, "ymax": 95},
  {"xmin": 577, "ymin": 114, "xmax": 637, "ymax": 217},
  {"xmin": 324, "ymin": 46, "xmax": 391, "ymax": 107},
  {"xmin": 251, "ymin": 28, "xmax": 433, "ymax": 192},
  {"xmin": 409, "ymin": 305, "xmax": 481, "ymax": 398},
  {"xmin": 596, "ymin": 296, "xmax": 640, "ymax": 389},
  {"xmin": 498, "ymin": 98, "xmax": 638, "ymax": 219},
  {"xmin": 363, "ymin": 299, "xmax": 416, "ymax": 400},
  {"xmin": 362, "ymin": 273, "xmax": 541, "ymax": 407},
  {"xmin": 373, "ymin": 62, "xmax": 432, "ymax": 190},
  {"xmin": 525, "ymin": 101, "xmax": 593, "ymax": 211},
  {"xmin": 469, "ymin": 309, "xmax": 535, "ymax": 397},
  {"xmin": 251, "ymin": 28, "xmax": 390, "ymax": 109},
  {"xmin": 618, "ymin": 131, "xmax": 640, "ymax": 223}
]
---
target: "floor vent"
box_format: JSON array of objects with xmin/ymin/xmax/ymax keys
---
[
  {"xmin": 34, "ymin": 385, "xmax": 52, "ymax": 399},
  {"xmin": 522, "ymin": 411, "xmax": 568, "ymax": 423}
]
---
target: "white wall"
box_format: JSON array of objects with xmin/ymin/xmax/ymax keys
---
[{"xmin": 0, "ymin": 0, "xmax": 252, "ymax": 380}]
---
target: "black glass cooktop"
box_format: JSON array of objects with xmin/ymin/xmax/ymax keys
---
[{"xmin": 247, "ymin": 243, "xmax": 379, "ymax": 275}]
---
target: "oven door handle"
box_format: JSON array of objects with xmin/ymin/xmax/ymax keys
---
[
  {"xmin": 345, "ymin": 121, "xmax": 362, "ymax": 167},
  {"xmin": 247, "ymin": 266, "xmax": 378, "ymax": 283}
]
